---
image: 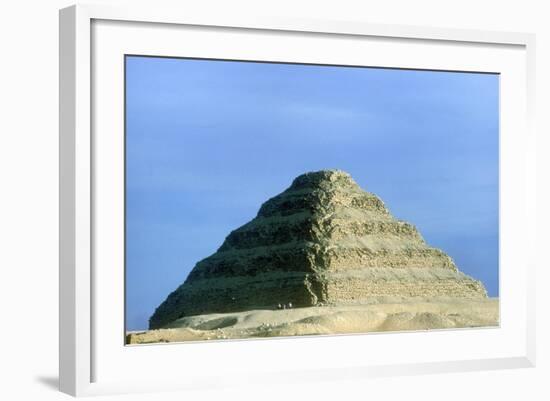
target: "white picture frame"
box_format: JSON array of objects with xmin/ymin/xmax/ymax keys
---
[{"xmin": 59, "ymin": 3, "xmax": 536, "ymax": 397}]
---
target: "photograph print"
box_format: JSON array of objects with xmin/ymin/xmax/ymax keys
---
[{"xmin": 124, "ymin": 56, "xmax": 499, "ymax": 344}]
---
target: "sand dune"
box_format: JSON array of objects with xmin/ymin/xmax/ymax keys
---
[{"xmin": 127, "ymin": 297, "xmax": 499, "ymax": 344}]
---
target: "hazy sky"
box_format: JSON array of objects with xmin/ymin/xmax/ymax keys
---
[{"xmin": 125, "ymin": 56, "xmax": 499, "ymax": 331}]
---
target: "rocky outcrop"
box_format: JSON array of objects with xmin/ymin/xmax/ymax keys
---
[{"xmin": 149, "ymin": 170, "xmax": 487, "ymax": 329}]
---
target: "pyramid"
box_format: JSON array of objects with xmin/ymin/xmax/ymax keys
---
[{"xmin": 149, "ymin": 170, "xmax": 487, "ymax": 329}]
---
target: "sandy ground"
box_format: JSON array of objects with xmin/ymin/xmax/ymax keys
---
[{"xmin": 126, "ymin": 297, "xmax": 499, "ymax": 344}]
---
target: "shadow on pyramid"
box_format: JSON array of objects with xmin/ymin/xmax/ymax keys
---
[{"xmin": 149, "ymin": 170, "xmax": 487, "ymax": 330}]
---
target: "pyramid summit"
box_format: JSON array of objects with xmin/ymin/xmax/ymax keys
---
[{"xmin": 149, "ymin": 170, "xmax": 488, "ymax": 329}]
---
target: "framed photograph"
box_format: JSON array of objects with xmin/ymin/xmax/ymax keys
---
[{"xmin": 59, "ymin": 4, "xmax": 536, "ymax": 396}]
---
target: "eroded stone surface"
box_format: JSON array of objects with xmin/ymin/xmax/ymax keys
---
[{"xmin": 149, "ymin": 170, "xmax": 488, "ymax": 329}]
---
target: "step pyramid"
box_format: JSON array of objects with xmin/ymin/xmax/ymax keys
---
[{"xmin": 149, "ymin": 170, "xmax": 488, "ymax": 329}]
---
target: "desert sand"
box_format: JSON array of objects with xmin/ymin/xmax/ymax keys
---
[{"xmin": 127, "ymin": 297, "xmax": 498, "ymax": 344}]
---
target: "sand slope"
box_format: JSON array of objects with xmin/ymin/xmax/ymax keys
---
[{"xmin": 127, "ymin": 297, "xmax": 499, "ymax": 344}]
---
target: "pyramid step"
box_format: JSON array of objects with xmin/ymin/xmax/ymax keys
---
[
  {"xmin": 220, "ymin": 216, "xmax": 425, "ymax": 251},
  {"xmin": 149, "ymin": 268, "xmax": 487, "ymax": 329}
]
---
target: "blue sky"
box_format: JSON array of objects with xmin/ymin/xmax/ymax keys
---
[{"xmin": 125, "ymin": 56, "xmax": 499, "ymax": 331}]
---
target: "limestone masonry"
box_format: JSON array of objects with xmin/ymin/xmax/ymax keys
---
[{"xmin": 149, "ymin": 170, "xmax": 487, "ymax": 329}]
